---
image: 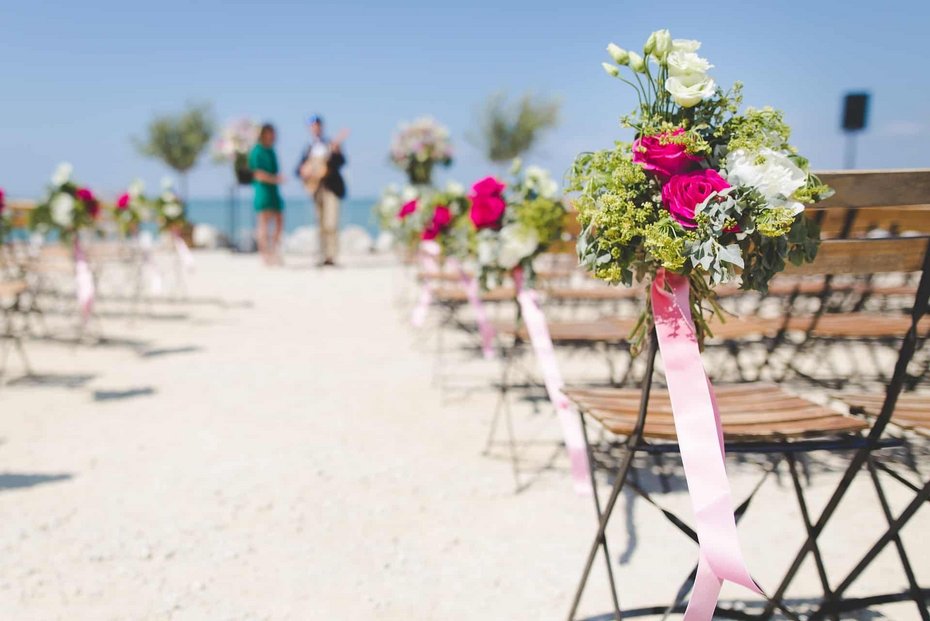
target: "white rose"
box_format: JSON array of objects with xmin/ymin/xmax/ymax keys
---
[
  {"xmin": 497, "ymin": 224, "xmax": 540, "ymax": 270},
  {"xmin": 51, "ymin": 162, "xmax": 73, "ymax": 187},
  {"xmin": 666, "ymin": 50, "xmax": 713, "ymax": 77},
  {"xmin": 726, "ymin": 148, "xmax": 807, "ymax": 214},
  {"xmin": 665, "ymin": 74, "xmax": 716, "ymax": 107},
  {"xmin": 50, "ymin": 193, "xmax": 75, "ymax": 226}
]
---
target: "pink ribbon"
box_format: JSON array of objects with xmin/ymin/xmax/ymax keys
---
[
  {"xmin": 411, "ymin": 241, "xmax": 440, "ymax": 327},
  {"xmin": 651, "ymin": 269, "xmax": 760, "ymax": 619},
  {"xmin": 449, "ymin": 259, "xmax": 495, "ymax": 360},
  {"xmin": 172, "ymin": 231, "xmax": 195, "ymax": 272},
  {"xmin": 73, "ymin": 239, "xmax": 95, "ymax": 322},
  {"xmin": 513, "ymin": 268, "xmax": 591, "ymax": 494}
]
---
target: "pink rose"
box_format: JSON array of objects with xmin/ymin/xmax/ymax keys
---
[
  {"xmin": 0, "ymin": 188, "xmax": 5, "ymax": 213},
  {"xmin": 76, "ymin": 187, "xmax": 95, "ymax": 203},
  {"xmin": 397, "ymin": 199, "xmax": 417, "ymax": 220},
  {"xmin": 422, "ymin": 205, "xmax": 451, "ymax": 240},
  {"xmin": 633, "ymin": 128, "xmax": 701, "ymax": 179},
  {"xmin": 116, "ymin": 193, "xmax": 130, "ymax": 210},
  {"xmin": 469, "ymin": 176, "xmax": 506, "ymax": 229},
  {"xmin": 661, "ymin": 169, "xmax": 730, "ymax": 229}
]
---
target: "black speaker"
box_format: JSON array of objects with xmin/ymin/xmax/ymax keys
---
[{"xmin": 842, "ymin": 93, "xmax": 869, "ymax": 131}]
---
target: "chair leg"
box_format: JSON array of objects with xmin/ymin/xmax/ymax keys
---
[
  {"xmin": 810, "ymin": 476, "xmax": 930, "ymax": 621},
  {"xmin": 566, "ymin": 420, "xmax": 631, "ymax": 621},
  {"xmin": 786, "ymin": 453, "xmax": 839, "ymax": 621},
  {"xmin": 864, "ymin": 457, "xmax": 929, "ymax": 620}
]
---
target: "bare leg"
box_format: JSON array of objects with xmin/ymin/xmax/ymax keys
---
[
  {"xmin": 256, "ymin": 210, "xmax": 269, "ymax": 264},
  {"xmin": 271, "ymin": 211, "xmax": 284, "ymax": 265}
]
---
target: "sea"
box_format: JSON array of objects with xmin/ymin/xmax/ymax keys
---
[{"xmin": 186, "ymin": 195, "xmax": 380, "ymax": 245}]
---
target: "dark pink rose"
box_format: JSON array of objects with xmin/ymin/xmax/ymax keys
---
[
  {"xmin": 422, "ymin": 205, "xmax": 451, "ymax": 240},
  {"xmin": 76, "ymin": 187, "xmax": 95, "ymax": 203},
  {"xmin": 398, "ymin": 199, "xmax": 417, "ymax": 220},
  {"xmin": 661, "ymin": 169, "xmax": 730, "ymax": 229},
  {"xmin": 0, "ymin": 188, "xmax": 5, "ymax": 213},
  {"xmin": 633, "ymin": 128, "xmax": 701, "ymax": 179},
  {"xmin": 116, "ymin": 193, "xmax": 131, "ymax": 210},
  {"xmin": 469, "ymin": 176, "xmax": 506, "ymax": 229}
]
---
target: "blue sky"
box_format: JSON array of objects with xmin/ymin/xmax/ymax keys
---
[{"xmin": 2, "ymin": 0, "xmax": 928, "ymax": 200}]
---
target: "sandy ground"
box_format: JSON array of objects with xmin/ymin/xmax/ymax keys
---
[{"xmin": 0, "ymin": 250, "xmax": 927, "ymax": 621}]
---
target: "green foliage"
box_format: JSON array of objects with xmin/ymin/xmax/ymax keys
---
[
  {"xmin": 135, "ymin": 103, "xmax": 215, "ymax": 189},
  {"xmin": 472, "ymin": 93, "xmax": 560, "ymax": 163}
]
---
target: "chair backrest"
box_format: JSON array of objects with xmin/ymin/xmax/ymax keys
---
[{"xmin": 787, "ymin": 170, "xmax": 930, "ymax": 277}]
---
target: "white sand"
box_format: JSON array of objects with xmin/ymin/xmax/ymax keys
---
[{"xmin": 0, "ymin": 251, "xmax": 926, "ymax": 620}]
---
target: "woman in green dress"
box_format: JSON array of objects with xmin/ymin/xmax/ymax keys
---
[{"xmin": 249, "ymin": 123, "xmax": 285, "ymax": 265}]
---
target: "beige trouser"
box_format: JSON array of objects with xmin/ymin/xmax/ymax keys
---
[{"xmin": 314, "ymin": 188, "xmax": 340, "ymax": 262}]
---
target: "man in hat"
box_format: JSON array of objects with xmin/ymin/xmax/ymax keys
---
[{"xmin": 296, "ymin": 115, "xmax": 348, "ymax": 266}]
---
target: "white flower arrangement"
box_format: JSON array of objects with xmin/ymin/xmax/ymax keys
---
[{"xmin": 389, "ymin": 117, "xmax": 454, "ymax": 185}]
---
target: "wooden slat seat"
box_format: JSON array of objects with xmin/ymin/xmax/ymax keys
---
[
  {"xmin": 565, "ymin": 384, "xmax": 868, "ymax": 441},
  {"xmin": 545, "ymin": 286, "xmax": 645, "ymax": 302},
  {"xmin": 785, "ymin": 314, "xmax": 930, "ymax": 338},
  {"xmin": 841, "ymin": 393, "xmax": 930, "ymax": 436},
  {"xmin": 433, "ymin": 287, "xmax": 516, "ymax": 303}
]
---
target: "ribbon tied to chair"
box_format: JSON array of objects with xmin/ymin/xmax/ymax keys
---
[
  {"xmin": 411, "ymin": 241, "xmax": 440, "ymax": 328},
  {"xmin": 513, "ymin": 267, "xmax": 591, "ymax": 494},
  {"xmin": 73, "ymin": 238, "xmax": 95, "ymax": 322},
  {"xmin": 651, "ymin": 268, "xmax": 761, "ymax": 619}
]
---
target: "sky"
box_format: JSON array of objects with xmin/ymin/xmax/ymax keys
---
[{"xmin": 2, "ymin": 0, "xmax": 928, "ymax": 201}]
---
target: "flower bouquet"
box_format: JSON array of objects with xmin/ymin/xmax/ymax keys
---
[
  {"xmin": 112, "ymin": 179, "xmax": 151, "ymax": 237},
  {"xmin": 570, "ymin": 29, "xmax": 833, "ymax": 614},
  {"xmin": 152, "ymin": 178, "xmax": 187, "ymax": 232},
  {"xmin": 472, "ymin": 162, "xmax": 568, "ymax": 287},
  {"xmin": 575, "ymin": 30, "xmax": 828, "ymax": 348},
  {"xmin": 212, "ymin": 118, "xmax": 259, "ymax": 185},
  {"xmin": 389, "ymin": 117, "xmax": 453, "ymax": 186},
  {"xmin": 30, "ymin": 163, "xmax": 101, "ymax": 241},
  {"xmin": 30, "ymin": 163, "xmax": 99, "ymax": 319},
  {"xmin": 375, "ymin": 184, "xmax": 429, "ymax": 255}
]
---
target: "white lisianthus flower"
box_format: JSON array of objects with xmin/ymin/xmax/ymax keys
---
[
  {"xmin": 445, "ymin": 181, "xmax": 465, "ymax": 195},
  {"xmin": 50, "ymin": 193, "xmax": 75, "ymax": 227},
  {"xmin": 602, "ymin": 62, "xmax": 620, "ymax": 77},
  {"xmin": 400, "ymin": 186, "xmax": 419, "ymax": 203},
  {"xmin": 477, "ymin": 236, "xmax": 497, "ymax": 267},
  {"xmin": 162, "ymin": 201, "xmax": 183, "ymax": 219},
  {"xmin": 647, "ymin": 30, "xmax": 672, "ymax": 61},
  {"xmin": 606, "ymin": 43, "xmax": 629, "ymax": 65},
  {"xmin": 380, "ymin": 195, "xmax": 400, "ymax": 213},
  {"xmin": 128, "ymin": 178, "xmax": 145, "ymax": 199},
  {"xmin": 666, "ymin": 50, "xmax": 713, "ymax": 76},
  {"xmin": 666, "ymin": 74, "xmax": 717, "ymax": 107},
  {"xmin": 160, "ymin": 176, "xmax": 175, "ymax": 191},
  {"xmin": 671, "ymin": 39, "xmax": 701, "ymax": 53},
  {"xmin": 628, "ymin": 51, "xmax": 646, "ymax": 73},
  {"xmin": 497, "ymin": 224, "xmax": 540, "ymax": 270},
  {"xmin": 524, "ymin": 165, "xmax": 559, "ymax": 199},
  {"xmin": 51, "ymin": 162, "xmax": 73, "ymax": 187},
  {"xmin": 726, "ymin": 148, "xmax": 807, "ymax": 214}
]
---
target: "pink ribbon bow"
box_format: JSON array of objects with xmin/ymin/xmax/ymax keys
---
[{"xmin": 411, "ymin": 241, "xmax": 440, "ymax": 327}]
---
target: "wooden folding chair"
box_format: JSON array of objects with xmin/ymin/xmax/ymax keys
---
[{"xmin": 564, "ymin": 169, "xmax": 930, "ymax": 621}]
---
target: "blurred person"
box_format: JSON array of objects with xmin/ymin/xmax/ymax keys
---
[
  {"xmin": 296, "ymin": 114, "xmax": 348, "ymax": 266},
  {"xmin": 249, "ymin": 123, "xmax": 286, "ymax": 265}
]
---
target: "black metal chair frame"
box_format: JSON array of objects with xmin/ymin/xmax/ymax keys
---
[{"xmin": 567, "ymin": 236, "xmax": 930, "ymax": 621}]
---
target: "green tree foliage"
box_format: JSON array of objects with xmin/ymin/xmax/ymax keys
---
[
  {"xmin": 135, "ymin": 103, "xmax": 215, "ymax": 198},
  {"xmin": 472, "ymin": 92, "xmax": 560, "ymax": 164}
]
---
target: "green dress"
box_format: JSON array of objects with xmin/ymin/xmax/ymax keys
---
[{"xmin": 248, "ymin": 144, "xmax": 284, "ymax": 212}]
